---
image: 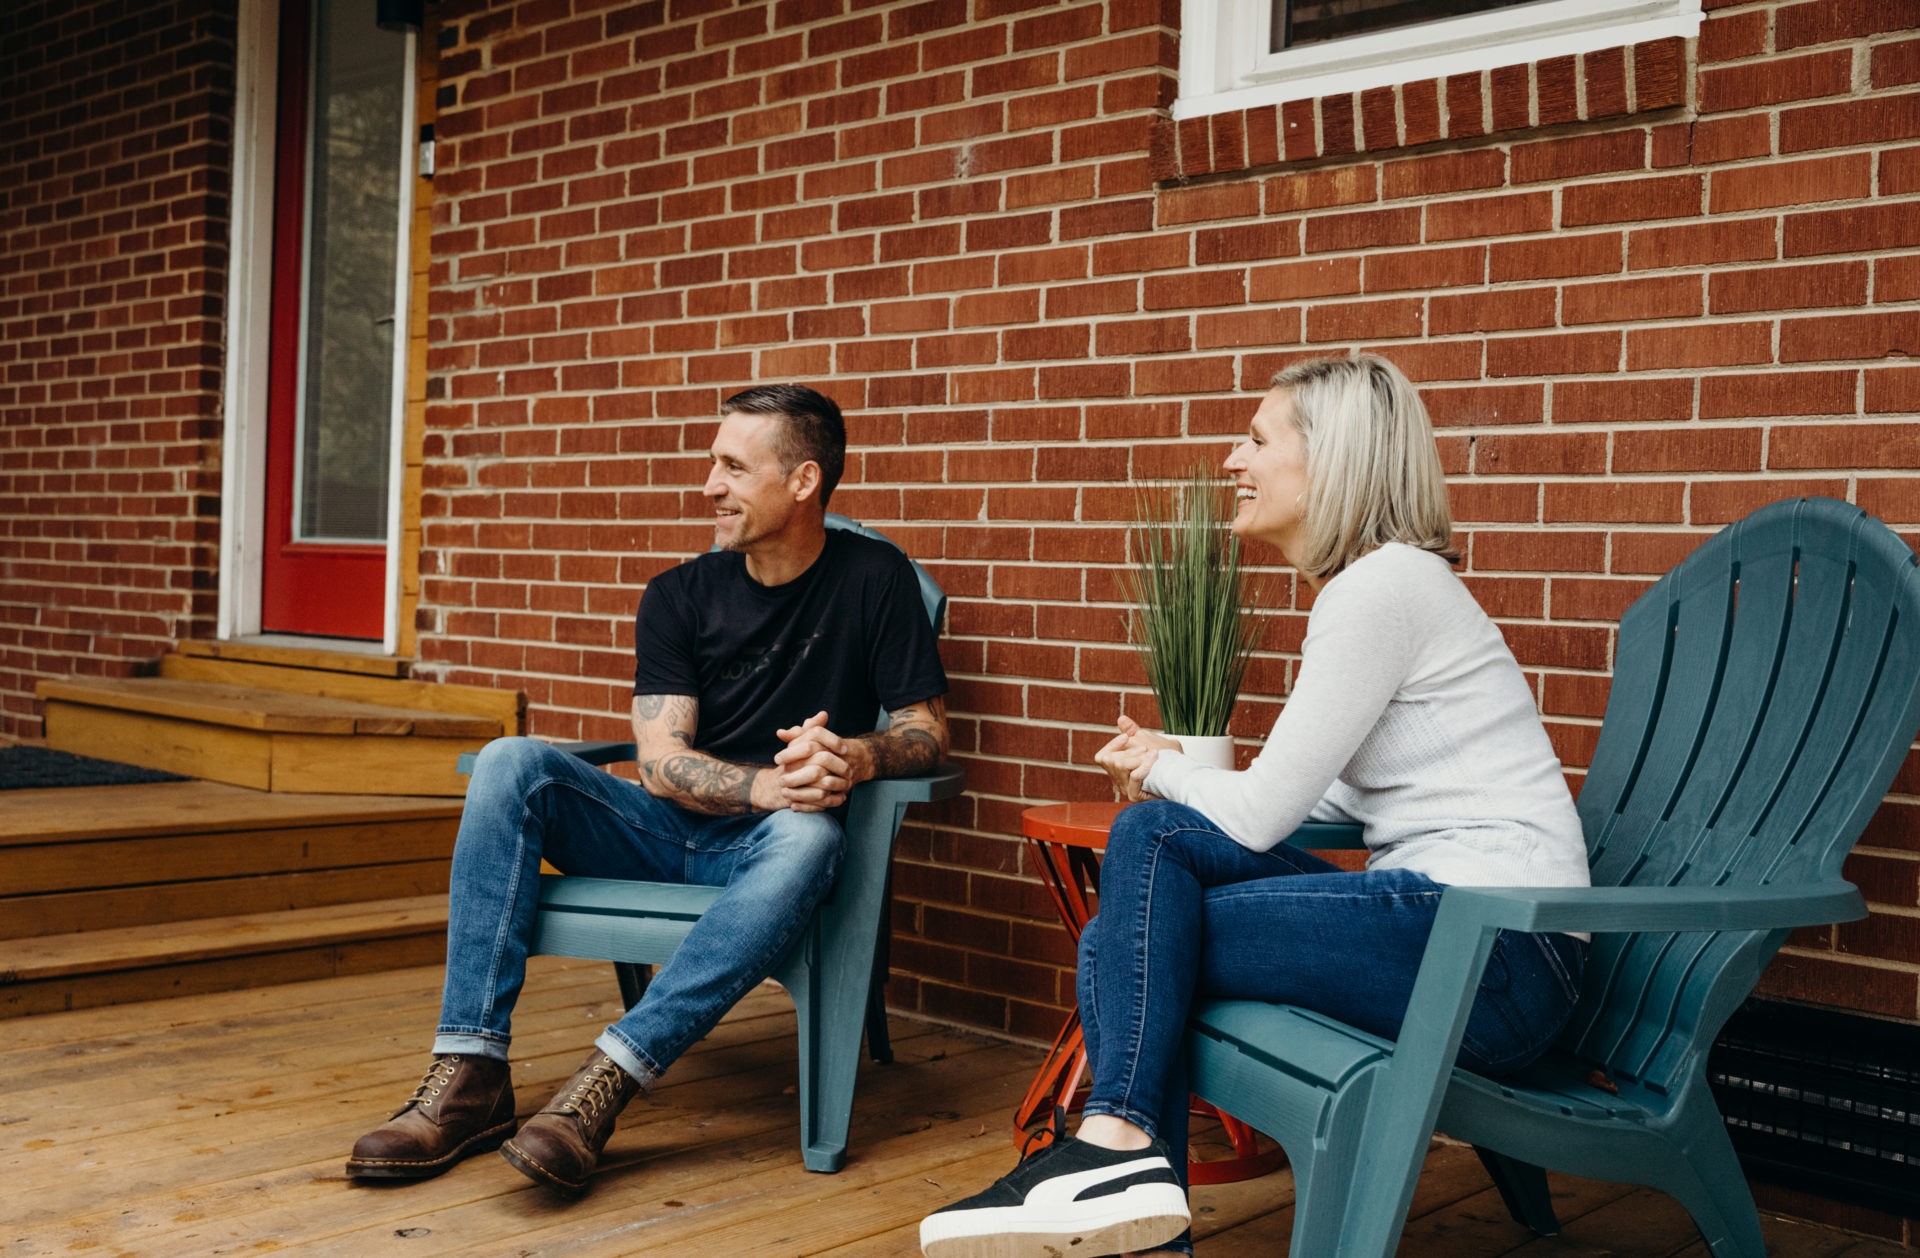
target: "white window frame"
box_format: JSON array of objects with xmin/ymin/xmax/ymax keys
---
[
  {"xmin": 217, "ymin": 0, "xmax": 279, "ymax": 643},
  {"xmin": 1176, "ymin": 0, "xmax": 1703, "ymax": 122}
]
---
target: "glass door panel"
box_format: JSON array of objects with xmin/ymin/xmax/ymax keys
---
[{"xmin": 297, "ymin": 0, "xmax": 404, "ymax": 541}]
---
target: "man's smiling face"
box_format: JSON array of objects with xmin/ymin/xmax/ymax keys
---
[{"xmin": 704, "ymin": 412, "xmax": 802, "ymax": 553}]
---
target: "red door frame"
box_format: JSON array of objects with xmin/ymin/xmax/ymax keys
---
[{"xmin": 260, "ymin": 0, "xmax": 388, "ymax": 640}]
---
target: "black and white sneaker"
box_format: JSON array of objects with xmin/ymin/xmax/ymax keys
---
[{"xmin": 919, "ymin": 1135, "xmax": 1189, "ymax": 1258}]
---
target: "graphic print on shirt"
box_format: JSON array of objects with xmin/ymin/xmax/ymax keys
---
[{"xmin": 716, "ymin": 629, "xmax": 826, "ymax": 683}]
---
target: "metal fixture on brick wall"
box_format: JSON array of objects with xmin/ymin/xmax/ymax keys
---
[{"xmin": 1710, "ymin": 997, "xmax": 1919, "ymax": 1217}]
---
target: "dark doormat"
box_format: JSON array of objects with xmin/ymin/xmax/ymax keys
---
[{"xmin": 0, "ymin": 746, "xmax": 190, "ymax": 789}]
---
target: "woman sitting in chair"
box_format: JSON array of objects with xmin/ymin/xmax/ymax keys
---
[{"xmin": 920, "ymin": 354, "xmax": 1592, "ymax": 1258}]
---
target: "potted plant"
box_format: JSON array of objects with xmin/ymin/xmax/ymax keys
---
[{"xmin": 1122, "ymin": 466, "xmax": 1261, "ymax": 770}]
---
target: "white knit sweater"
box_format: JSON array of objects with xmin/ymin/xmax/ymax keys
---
[{"xmin": 1143, "ymin": 542, "xmax": 1591, "ymax": 891}]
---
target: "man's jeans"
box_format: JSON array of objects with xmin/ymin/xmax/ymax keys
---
[
  {"xmin": 1078, "ymin": 800, "xmax": 1586, "ymax": 1251},
  {"xmin": 432, "ymin": 737, "xmax": 844, "ymax": 1086}
]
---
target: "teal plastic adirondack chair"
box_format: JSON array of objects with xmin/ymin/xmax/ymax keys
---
[
  {"xmin": 1185, "ymin": 497, "xmax": 1920, "ymax": 1257},
  {"xmin": 460, "ymin": 516, "xmax": 963, "ymax": 1173}
]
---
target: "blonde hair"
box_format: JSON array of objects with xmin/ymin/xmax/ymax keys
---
[{"xmin": 1268, "ymin": 353, "xmax": 1457, "ymax": 582}]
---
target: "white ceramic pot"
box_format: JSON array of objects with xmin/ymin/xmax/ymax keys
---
[{"xmin": 1164, "ymin": 732, "xmax": 1235, "ymax": 770}]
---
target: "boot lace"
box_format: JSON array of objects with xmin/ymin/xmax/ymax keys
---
[
  {"xmin": 401, "ymin": 1054, "xmax": 462, "ymax": 1116},
  {"xmin": 560, "ymin": 1056, "xmax": 631, "ymax": 1125}
]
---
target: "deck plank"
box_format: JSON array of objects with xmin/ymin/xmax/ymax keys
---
[
  {"xmin": 0, "ymin": 779, "xmax": 460, "ymax": 847},
  {"xmin": 2, "ymin": 895, "xmax": 451, "ymax": 981},
  {"xmin": 2, "ymin": 958, "xmax": 1902, "ymax": 1258}
]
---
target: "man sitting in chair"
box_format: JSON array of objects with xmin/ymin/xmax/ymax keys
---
[{"xmin": 347, "ymin": 384, "xmax": 949, "ymax": 1197}]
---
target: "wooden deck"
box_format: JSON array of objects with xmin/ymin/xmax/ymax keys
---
[{"xmin": 3, "ymin": 956, "xmax": 1906, "ymax": 1257}]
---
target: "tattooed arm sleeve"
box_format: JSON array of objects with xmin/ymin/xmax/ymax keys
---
[
  {"xmin": 630, "ymin": 693, "xmax": 777, "ymax": 815},
  {"xmin": 849, "ymin": 696, "xmax": 949, "ymax": 783}
]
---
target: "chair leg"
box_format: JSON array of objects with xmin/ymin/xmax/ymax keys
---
[
  {"xmin": 613, "ymin": 962, "xmax": 650, "ymax": 1010},
  {"xmin": 1289, "ymin": 1142, "xmax": 1365, "ymax": 1257},
  {"xmin": 1281, "ymin": 1087, "xmax": 1390, "ymax": 1258},
  {"xmin": 1473, "ymin": 1146, "xmax": 1561, "ymax": 1236},
  {"xmin": 865, "ymin": 868, "xmax": 895, "ymax": 1064},
  {"xmin": 1661, "ymin": 1108, "xmax": 1768, "ymax": 1258},
  {"xmin": 787, "ymin": 957, "xmax": 870, "ymax": 1174},
  {"xmin": 864, "ymin": 970, "xmax": 893, "ymax": 1065}
]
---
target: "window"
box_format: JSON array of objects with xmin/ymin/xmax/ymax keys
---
[
  {"xmin": 1274, "ymin": 0, "xmax": 1537, "ymax": 52},
  {"xmin": 1177, "ymin": 0, "xmax": 1702, "ymax": 121}
]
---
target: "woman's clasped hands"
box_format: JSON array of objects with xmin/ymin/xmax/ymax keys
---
[{"xmin": 1094, "ymin": 715, "xmax": 1182, "ymax": 802}]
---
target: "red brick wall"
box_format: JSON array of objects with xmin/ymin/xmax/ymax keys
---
[
  {"xmin": 416, "ymin": 0, "xmax": 1920, "ymax": 1063},
  {"xmin": 0, "ymin": 0, "xmax": 232, "ymax": 741}
]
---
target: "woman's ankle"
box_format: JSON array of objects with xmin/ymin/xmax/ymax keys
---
[{"xmin": 1076, "ymin": 1113, "xmax": 1153, "ymax": 1151}]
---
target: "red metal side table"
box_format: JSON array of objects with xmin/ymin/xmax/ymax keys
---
[{"xmin": 1016, "ymin": 801, "xmax": 1286, "ymax": 1186}]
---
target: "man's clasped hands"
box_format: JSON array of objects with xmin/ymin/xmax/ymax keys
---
[{"xmin": 772, "ymin": 711, "xmax": 864, "ymax": 812}]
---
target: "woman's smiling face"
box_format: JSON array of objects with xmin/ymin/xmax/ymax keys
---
[{"xmin": 1224, "ymin": 388, "xmax": 1310, "ymax": 558}]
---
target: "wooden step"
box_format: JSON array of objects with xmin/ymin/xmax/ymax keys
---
[
  {"xmin": 7, "ymin": 863, "xmax": 454, "ymax": 939},
  {"xmin": 0, "ymin": 781, "xmax": 462, "ymax": 938},
  {"xmin": 0, "ymin": 894, "xmax": 451, "ymax": 1019},
  {"xmin": 173, "ymin": 638, "xmax": 411, "ymax": 677},
  {"xmin": 38, "ymin": 680, "xmax": 498, "ymax": 795},
  {"xmin": 0, "ymin": 779, "xmax": 462, "ymax": 848},
  {"xmin": 37, "ymin": 677, "xmax": 499, "ymax": 737},
  {"xmin": 161, "ymin": 646, "xmax": 522, "ymax": 731}
]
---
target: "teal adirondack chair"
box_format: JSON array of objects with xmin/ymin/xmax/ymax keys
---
[
  {"xmin": 1185, "ymin": 497, "xmax": 1920, "ymax": 1257},
  {"xmin": 460, "ymin": 515, "xmax": 963, "ymax": 1172}
]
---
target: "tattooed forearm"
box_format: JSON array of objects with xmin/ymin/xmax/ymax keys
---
[
  {"xmin": 657, "ymin": 753, "xmax": 756, "ymax": 814},
  {"xmin": 853, "ymin": 698, "xmax": 949, "ymax": 781},
  {"xmin": 862, "ymin": 726, "xmax": 943, "ymax": 778},
  {"xmin": 634, "ymin": 693, "xmax": 763, "ymax": 813}
]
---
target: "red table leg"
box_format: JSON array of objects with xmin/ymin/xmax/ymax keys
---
[{"xmin": 1011, "ymin": 1010, "xmax": 1086, "ymax": 1144}]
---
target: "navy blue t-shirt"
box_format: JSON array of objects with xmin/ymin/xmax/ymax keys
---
[{"xmin": 631, "ymin": 530, "xmax": 948, "ymax": 765}]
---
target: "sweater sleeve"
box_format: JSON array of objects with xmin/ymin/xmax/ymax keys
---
[{"xmin": 1142, "ymin": 557, "xmax": 1418, "ymax": 851}]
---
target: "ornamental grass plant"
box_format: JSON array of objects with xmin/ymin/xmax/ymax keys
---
[{"xmin": 1123, "ymin": 467, "xmax": 1261, "ymax": 738}]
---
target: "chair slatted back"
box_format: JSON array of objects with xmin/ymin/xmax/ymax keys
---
[
  {"xmin": 826, "ymin": 513, "xmax": 947, "ymax": 633},
  {"xmin": 822, "ymin": 514, "xmax": 946, "ymax": 735},
  {"xmin": 1566, "ymin": 498, "xmax": 1920, "ymax": 1096}
]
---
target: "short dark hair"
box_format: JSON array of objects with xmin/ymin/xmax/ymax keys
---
[{"xmin": 721, "ymin": 384, "xmax": 847, "ymax": 507}]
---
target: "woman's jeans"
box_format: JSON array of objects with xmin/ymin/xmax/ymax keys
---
[
  {"xmin": 1079, "ymin": 800, "xmax": 1586, "ymax": 1221},
  {"xmin": 431, "ymin": 737, "xmax": 844, "ymax": 1086}
]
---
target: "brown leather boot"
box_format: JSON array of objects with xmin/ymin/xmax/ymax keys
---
[
  {"xmin": 345, "ymin": 1053, "xmax": 515, "ymax": 1180},
  {"xmin": 499, "ymin": 1049, "xmax": 643, "ymax": 1197}
]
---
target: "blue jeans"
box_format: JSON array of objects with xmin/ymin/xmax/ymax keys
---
[
  {"xmin": 431, "ymin": 737, "xmax": 844, "ymax": 1085},
  {"xmin": 1078, "ymin": 801, "xmax": 1586, "ymax": 1251}
]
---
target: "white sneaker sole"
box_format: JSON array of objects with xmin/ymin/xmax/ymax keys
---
[{"xmin": 919, "ymin": 1182, "xmax": 1190, "ymax": 1258}]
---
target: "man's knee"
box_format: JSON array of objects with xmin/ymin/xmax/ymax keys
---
[
  {"xmin": 458, "ymin": 738, "xmax": 578, "ymax": 854},
  {"xmin": 759, "ymin": 810, "xmax": 846, "ymax": 880},
  {"xmin": 469, "ymin": 736, "xmax": 567, "ymax": 795}
]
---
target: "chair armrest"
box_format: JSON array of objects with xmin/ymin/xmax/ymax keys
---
[
  {"xmin": 1431, "ymin": 880, "xmax": 1867, "ymax": 936},
  {"xmin": 1280, "ymin": 822, "xmax": 1366, "ymax": 851},
  {"xmin": 850, "ymin": 761, "xmax": 966, "ymax": 806},
  {"xmin": 555, "ymin": 740, "xmax": 640, "ymax": 766}
]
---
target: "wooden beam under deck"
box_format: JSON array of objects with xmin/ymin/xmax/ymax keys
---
[{"xmin": 3, "ymin": 958, "xmax": 1906, "ymax": 1257}]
